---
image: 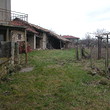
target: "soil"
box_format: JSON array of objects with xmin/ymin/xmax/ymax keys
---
[{"xmin": 20, "ymin": 67, "xmax": 34, "ymax": 72}]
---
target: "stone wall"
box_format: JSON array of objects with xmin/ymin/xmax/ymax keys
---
[
  {"xmin": 27, "ymin": 35, "xmax": 34, "ymax": 50},
  {"xmin": 0, "ymin": 41, "xmax": 11, "ymax": 58},
  {"xmin": 11, "ymin": 30, "xmax": 25, "ymax": 42},
  {"xmin": 0, "ymin": 58, "xmax": 10, "ymax": 79}
]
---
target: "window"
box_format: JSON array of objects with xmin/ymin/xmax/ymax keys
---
[{"xmin": 18, "ymin": 34, "xmax": 22, "ymax": 40}]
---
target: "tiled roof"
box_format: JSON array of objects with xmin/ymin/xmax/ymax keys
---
[
  {"xmin": 48, "ymin": 31, "xmax": 70, "ymax": 42},
  {"xmin": 31, "ymin": 24, "xmax": 70, "ymax": 42},
  {"xmin": 10, "ymin": 18, "xmax": 38, "ymax": 34},
  {"xmin": 63, "ymin": 35, "xmax": 79, "ymax": 39},
  {"xmin": 10, "ymin": 18, "xmax": 70, "ymax": 42}
]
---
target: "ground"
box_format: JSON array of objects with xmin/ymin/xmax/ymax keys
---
[{"xmin": 0, "ymin": 49, "xmax": 110, "ymax": 110}]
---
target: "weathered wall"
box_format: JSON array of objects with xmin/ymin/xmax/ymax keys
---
[
  {"xmin": 0, "ymin": 0, "xmax": 11, "ymax": 23},
  {"xmin": 11, "ymin": 30, "xmax": 25, "ymax": 42},
  {"xmin": 27, "ymin": 35, "xmax": 34, "ymax": 50},
  {"xmin": 42, "ymin": 33, "xmax": 47, "ymax": 49},
  {"xmin": 0, "ymin": 42, "xmax": 11, "ymax": 58},
  {"xmin": 0, "ymin": 0, "xmax": 11, "ymax": 10},
  {"xmin": 0, "ymin": 58, "xmax": 10, "ymax": 78}
]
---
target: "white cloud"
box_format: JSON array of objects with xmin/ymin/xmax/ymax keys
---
[{"xmin": 11, "ymin": 0, "xmax": 110, "ymax": 39}]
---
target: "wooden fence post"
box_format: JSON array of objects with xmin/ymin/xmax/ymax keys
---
[
  {"xmin": 76, "ymin": 39, "xmax": 79, "ymax": 60},
  {"xmin": 105, "ymin": 34, "xmax": 109, "ymax": 76},
  {"xmin": 90, "ymin": 45, "xmax": 93, "ymax": 68},
  {"xmin": 16, "ymin": 42, "xmax": 20, "ymax": 64},
  {"xmin": 98, "ymin": 36, "xmax": 102, "ymax": 60},
  {"xmin": 11, "ymin": 42, "xmax": 15, "ymax": 65},
  {"xmin": 24, "ymin": 30, "xmax": 28, "ymax": 64}
]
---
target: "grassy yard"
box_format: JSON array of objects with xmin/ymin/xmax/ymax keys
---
[{"xmin": 0, "ymin": 49, "xmax": 110, "ymax": 110}]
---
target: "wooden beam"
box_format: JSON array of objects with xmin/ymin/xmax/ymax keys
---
[
  {"xmin": 76, "ymin": 39, "xmax": 79, "ymax": 60},
  {"xmin": 97, "ymin": 37, "xmax": 102, "ymax": 60},
  {"xmin": 24, "ymin": 30, "xmax": 28, "ymax": 64},
  {"xmin": 6, "ymin": 28, "xmax": 9, "ymax": 41}
]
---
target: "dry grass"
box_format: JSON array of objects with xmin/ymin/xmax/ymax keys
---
[{"xmin": 0, "ymin": 49, "xmax": 110, "ymax": 110}]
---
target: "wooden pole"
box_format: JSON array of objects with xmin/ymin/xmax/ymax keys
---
[
  {"xmin": 60, "ymin": 41, "xmax": 62, "ymax": 49},
  {"xmin": 16, "ymin": 42, "xmax": 20, "ymax": 64},
  {"xmin": 90, "ymin": 45, "xmax": 93, "ymax": 68},
  {"xmin": 107, "ymin": 34, "xmax": 109, "ymax": 67},
  {"xmin": 6, "ymin": 28, "xmax": 9, "ymax": 41},
  {"xmin": 105, "ymin": 34, "xmax": 109, "ymax": 75},
  {"xmin": 24, "ymin": 30, "xmax": 28, "ymax": 64},
  {"xmin": 98, "ymin": 36, "xmax": 102, "ymax": 60},
  {"xmin": 11, "ymin": 42, "xmax": 15, "ymax": 65},
  {"xmin": 76, "ymin": 39, "xmax": 79, "ymax": 60}
]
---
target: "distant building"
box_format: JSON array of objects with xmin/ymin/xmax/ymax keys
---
[{"xmin": 62, "ymin": 35, "xmax": 79, "ymax": 48}]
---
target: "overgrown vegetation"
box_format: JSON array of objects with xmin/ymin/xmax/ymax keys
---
[{"xmin": 0, "ymin": 49, "xmax": 110, "ymax": 110}]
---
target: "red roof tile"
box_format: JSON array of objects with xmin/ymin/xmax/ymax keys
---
[
  {"xmin": 10, "ymin": 18, "xmax": 38, "ymax": 34},
  {"xmin": 63, "ymin": 35, "xmax": 79, "ymax": 39}
]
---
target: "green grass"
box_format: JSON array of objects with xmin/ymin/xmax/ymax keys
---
[{"xmin": 0, "ymin": 49, "xmax": 110, "ymax": 110}]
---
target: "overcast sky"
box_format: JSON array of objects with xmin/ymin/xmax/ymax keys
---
[{"xmin": 11, "ymin": 0, "xmax": 110, "ymax": 39}]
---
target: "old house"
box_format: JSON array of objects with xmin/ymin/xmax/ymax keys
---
[
  {"xmin": 10, "ymin": 18, "xmax": 38, "ymax": 50},
  {"xmin": 0, "ymin": 0, "xmax": 70, "ymax": 51},
  {"xmin": 0, "ymin": 0, "xmax": 28, "ymax": 64},
  {"xmin": 0, "ymin": 0, "xmax": 29, "ymax": 77},
  {"xmin": 62, "ymin": 35, "xmax": 79, "ymax": 48},
  {"xmin": 31, "ymin": 24, "xmax": 70, "ymax": 49},
  {"xmin": 11, "ymin": 18, "xmax": 70, "ymax": 50}
]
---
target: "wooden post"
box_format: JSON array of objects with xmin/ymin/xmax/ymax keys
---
[
  {"xmin": 60, "ymin": 41, "xmax": 62, "ymax": 49},
  {"xmin": 6, "ymin": 28, "xmax": 9, "ymax": 41},
  {"xmin": 90, "ymin": 45, "xmax": 93, "ymax": 68},
  {"xmin": 24, "ymin": 30, "xmax": 28, "ymax": 64},
  {"xmin": 107, "ymin": 34, "xmax": 109, "ymax": 67},
  {"xmin": 81, "ymin": 45, "xmax": 85, "ymax": 59},
  {"xmin": 98, "ymin": 36, "xmax": 102, "ymax": 60},
  {"xmin": 105, "ymin": 34, "xmax": 109, "ymax": 75},
  {"xmin": 16, "ymin": 42, "xmax": 20, "ymax": 64},
  {"xmin": 76, "ymin": 39, "xmax": 79, "ymax": 60},
  {"xmin": 11, "ymin": 42, "xmax": 15, "ymax": 65}
]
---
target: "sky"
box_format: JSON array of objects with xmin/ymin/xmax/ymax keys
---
[{"xmin": 11, "ymin": 0, "xmax": 110, "ymax": 39}]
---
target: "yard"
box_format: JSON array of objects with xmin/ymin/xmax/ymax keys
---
[{"xmin": 0, "ymin": 49, "xmax": 110, "ymax": 110}]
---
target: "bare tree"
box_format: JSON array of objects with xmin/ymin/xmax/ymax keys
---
[{"xmin": 95, "ymin": 28, "xmax": 107, "ymax": 36}]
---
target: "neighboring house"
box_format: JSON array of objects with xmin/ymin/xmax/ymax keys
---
[{"xmin": 62, "ymin": 35, "xmax": 79, "ymax": 48}]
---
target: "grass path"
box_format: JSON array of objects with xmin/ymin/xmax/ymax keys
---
[{"xmin": 0, "ymin": 49, "xmax": 110, "ymax": 110}]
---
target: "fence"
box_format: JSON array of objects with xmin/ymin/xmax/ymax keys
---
[
  {"xmin": 77, "ymin": 42, "xmax": 110, "ymax": 77},
  {"xmin": 0, "ymin": 8, "xmax": 28, "ymax": 24}
]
